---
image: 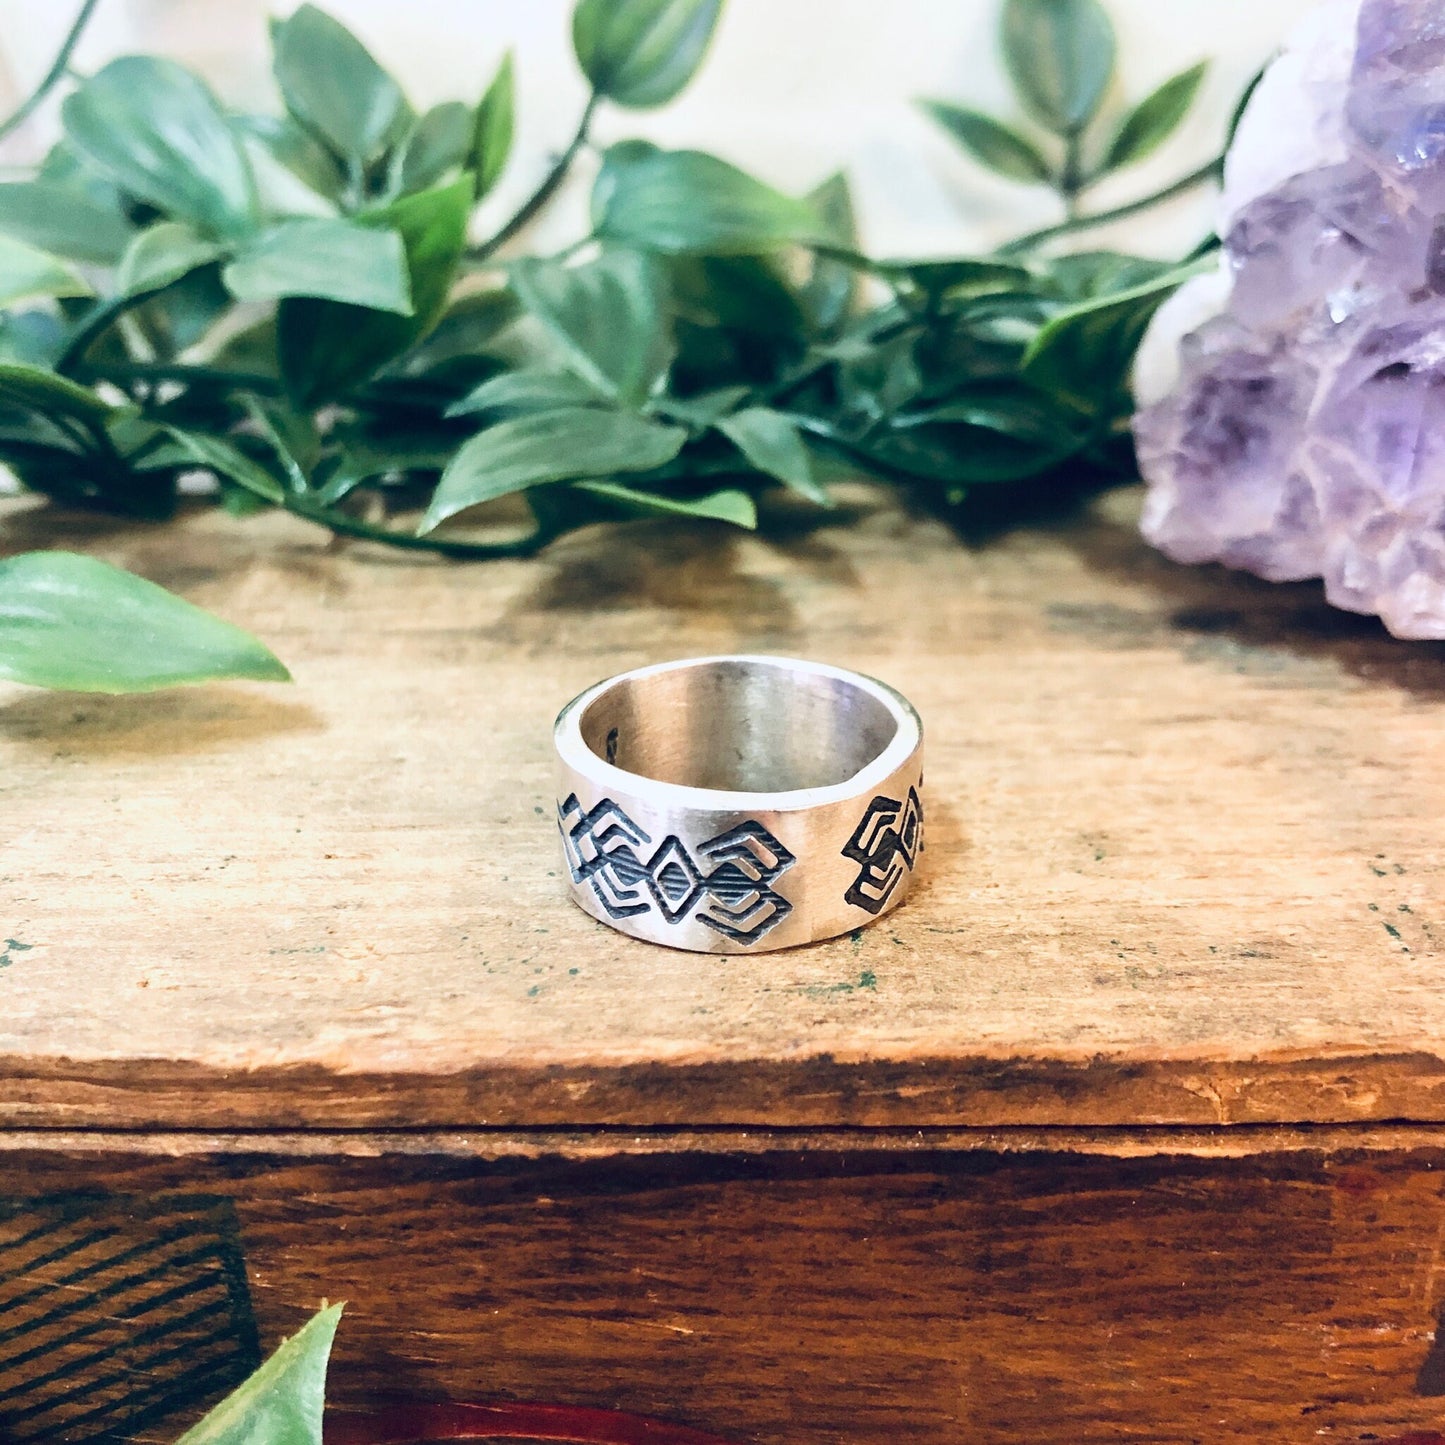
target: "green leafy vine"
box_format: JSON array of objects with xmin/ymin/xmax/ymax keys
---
[{"xmin": 0, "ymin": 0, "xmax": 1241, "ymax": 691}]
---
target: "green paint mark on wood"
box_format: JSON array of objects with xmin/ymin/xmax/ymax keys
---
[{"xmin": 0, "ymin": 938, "xmax": 33, "ymax": 970}]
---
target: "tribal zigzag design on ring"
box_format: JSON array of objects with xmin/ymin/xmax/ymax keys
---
[
  {"xmin": 842, "ymin": 786, "xmax": 923, "ymax": 915},
  {"xmin": 559, "ymin": 794, "xmax": 796, "ymax": 944}
]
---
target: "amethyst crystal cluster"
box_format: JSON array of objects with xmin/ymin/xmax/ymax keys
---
[{"xmin": 1134, "ymin": 0, "xmax": 1445, "ymax": 638}]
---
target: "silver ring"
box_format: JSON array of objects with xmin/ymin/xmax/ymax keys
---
[{"xmin": 554, "ymin": 655, "xmax": 924, "ymax": 953}]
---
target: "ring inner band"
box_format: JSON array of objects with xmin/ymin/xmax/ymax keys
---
[{"xmin": 578, "ymin": 658, "xmax": 899, "ymax": 793}]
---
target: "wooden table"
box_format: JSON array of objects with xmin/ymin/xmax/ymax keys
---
[{"xmin": 3, "ymin": 486, "xmax": 1444, "ymax": 1443}]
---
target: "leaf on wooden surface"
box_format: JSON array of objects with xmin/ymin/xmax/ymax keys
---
[
  {"xmin": 175, "ymin": 1304, "xmax": 341, "ymax": 1445},
  {"xmin": 0, "ymin": 551, "xmax": 291, "ymax": 693}
]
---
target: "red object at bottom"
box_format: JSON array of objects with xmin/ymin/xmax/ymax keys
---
[{"xmin": 326, "ymin": 1402, "xmax": 735, "ymax": 1445}]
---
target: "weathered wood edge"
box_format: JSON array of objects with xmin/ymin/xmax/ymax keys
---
[
  {"xmin": 6, "ymin": 1123, "xmax": 1445, "ymax": 1160},
  {"xmin": 6, "ymin": 1048, "xmax": 1445, "ymax": 1132}
]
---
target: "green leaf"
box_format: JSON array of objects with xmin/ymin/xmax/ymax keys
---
[
  {"xmin": 0, "ymin": 551, "xmax": 290, "ymax": 693},
  {"xmin": 651, "ymin": 385, "xmax": 749, "ymax": 426},
  {"xmin": 162, "ymin": 427, "xmax": 287, "ymax": 504},
  {"xmin": 716, "ymin": 406, "xmax": 826, "ymax": 503},
  {"xmin": 918, "ymin": 102, "xmax": 1052, "ymax": 183},
  {"xmin": 117, "ymin": 222, "xmax": 228, "ymax": 298},
  {"xmin": 137, "ymin": 265, "xmax": 233, "ymax": 354},
  {"xmin": 510, "ymin": 249, "xmax": 672, "ymax": 405},
  {"xmin": 388, "ymin": 288, "xmax": 521, "ymax": 377},
  {"xmin": 867, "ymin": 253, "xmax": 1037, "ymax": 297},
  {"xmin": 573, "ymin": 480, "xmax": 756, "ymax": 528},
  {"xmin": 314, "ymin": 424, "xmax": 458, "ymax": 502},
  {"xmin": 225, "ymin": 219, "xmax": 411, "ymax": 312},
  {"xmin": 0, "ymin": 363, "xmax": 115, "ymax": 425},
  {"xmin": 800, "ymin": 171, "xmax": 858, "ymax": 333},
  {"xmin": 399, "ymin": 102, "xmax": 473, "ymax": 194},
  {"xmin": 471, "ymin": 53, "xmax": 515, "ymax": 200},
  {"xmin": 1102, "ymin": 61, "xmax": 1208, "ymax": 170},
  {"xmin": 0, "ymin": 310, "xmax": 65, "ymax": 368},
  {"xmin": 665, "ymin": 253, "xmax": 807, "ymax": 391},
  {"xmin": 0, "ymin": 236, "xmax": 90, "ymax": 308},
  {"xmin": 906, "ymin": 394, "xmax": 1069, "ymax": 445},
  {"xmin": 591, "ymin": 139, "xmax": 659, "ymax": 223},
  {"xmin": 241, "ymin": 396, "xmax": 319, "ymax": 492},
  {"xmin": 233, "ymin": 114, "xmax": 346, "ymax": 202},
  {"xmin": 176, "ymin": 1305, "xmax": 341, "ymax": 1445},
  {"xmin": 1021, "ymin": 258, "xmax": 1208, "ymax": 411},
  {"xmin": 272, "ymin": 4, "xmax": 405, "ymax": 164},
  {"xmin": 1001, "ymin": 0, "xmax": 1116, "ymax": 135},
  {"xmin": 61, "ymin": 58, "xmax": 257, "ymax": 238},
  {"xmin": 573, "ymin": 0, "xmax": 722, "ymax": 108},
  {"xmin": 0, "ymin": 181, "xmax": 133, "ymax": 264},
  {"xmin": 278, "ymin": 177, "xmax": 473, "ymax": 405},
  {"xmin": 593, "ymin": 147, "xmax": 820, "ymax": 255},
  {"xmin": 855, "ymin": 393, "xmax": 1084, "ymax": 486},
  {"xmin": 1040, "ymin": 249, "xmax": 1181, "ymax": 301},
  {"xmin": 234, "ymin": 131, "xmax": 338, "ymax": 220},
  {"xmin": 421, "ymin": 407, "xmax": 687, "ymax": 532},
  {"xmin": 448, "ymin": 368, "xmax": 609, "ymax": 418}
]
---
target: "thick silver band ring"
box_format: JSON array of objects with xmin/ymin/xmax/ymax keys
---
[{"xmin": 554, "ymin": 655, "xmax": 924, "ymax": 953}]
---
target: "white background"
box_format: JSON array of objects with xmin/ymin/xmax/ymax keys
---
[{"xmin": 0, "ymin": 0, "xmax": 1320, "ymax": 255}]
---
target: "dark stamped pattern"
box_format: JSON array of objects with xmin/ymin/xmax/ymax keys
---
[
  {"xmin": 559, "ymin": 795, "xmax": 795, "ymax": 944},
  {"xmin": 843, "ymin": 786, "xmax": 923, "ymax": 915}
]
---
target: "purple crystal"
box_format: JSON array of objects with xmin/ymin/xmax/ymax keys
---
[{"xmin": 1135, "ymin": 0, "xmax": 1445, "ymax": 637}]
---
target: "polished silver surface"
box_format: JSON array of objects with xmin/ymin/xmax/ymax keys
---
[{"xmin": 554, "ymin": 655, "xmax": 924, "ymax": 953}]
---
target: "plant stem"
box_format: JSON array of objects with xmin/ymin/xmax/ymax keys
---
[
  {"xmin": 465, "ymin": 93, "xmax": 599, "ymax": 263},
  {"xmin": 55, "ymin": 286, "xmax": 172, "ymax": 376},
  {"xmin": 0, "ymin": 0, "xmax": 100, "ymax": 145},
  {"xmin": 999, "ymin": 154, "xmax": 1224, "ymax": 255},
  {"xmin": 1058, "ymin": 129, "xmax": 1084, "ymax": 221},
  {"xmin": 84, "ymin": 362, "xmax": 286, "ymax": 395},
  {"xmin": 284, "ymin": 495, "xmax": 553, "ymax": 559}
]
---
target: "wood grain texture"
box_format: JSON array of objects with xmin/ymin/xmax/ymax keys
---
[
  {"xmin": 2, "ymin": 487, "xmax": 1443, "ymax": 1131},
  {"xmin": 7, "ymin": 1146, "xmax": 1445, "ymax": 1444}
]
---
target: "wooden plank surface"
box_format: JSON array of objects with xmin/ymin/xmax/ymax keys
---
[
  {"xmin": 8, "ymin": 1144, "xmax": 1445, "ymax": 1445},
  {"xmin": 2, "ymin": 486, "xmax": 1443, "ymax": 1131}
]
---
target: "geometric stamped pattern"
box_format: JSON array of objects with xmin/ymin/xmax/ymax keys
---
[
  {"xmin": 842, "ymin": 786, "xmax": 923, "ymax": 915},
  {"xmin": 559, "ymin": 794, "xmax": 796, "ymax": 944},
  {"xmin": 0, "ymin": 1193, "xmax": 260, "ymax": 1443}
]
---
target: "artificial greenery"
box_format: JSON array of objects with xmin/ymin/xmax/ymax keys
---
[{"xmin": 0, "ymin": 0, "xmax": 1229, "ymax": 689}]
